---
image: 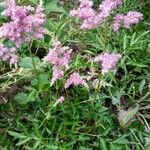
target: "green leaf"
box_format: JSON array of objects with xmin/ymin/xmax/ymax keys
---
[
  {"xmin": 112, "ymin": 97, "xmax": 120, "ymax": 105},
  {"xmin": 15, "ymin": 91, "xmax": 36, "ymax": 104},
  {"xmin": 139, "ymin": 79, "xmax": 146, "ymax": 94},
  {"xmin": 0, "ymin": 4, "xmax": 5, "ymax": 19},
  {"xmin": 31, "ymin": 79, "xmax": 38, "ymax": 86},
  {"xmin": 145, "ymin": 137, "xmax": 150, "ymax": 146},
  {"xmin": 127, "ymin": 62, "xmax": 148, "ymax": 68},
  {"xmin": 15, "ymin": 92, "xmax": 28, "ymax": 104},
  {"xmin": 123, "ymin": 34, "xmax": 127, "ymax": 50},
  {"xmin": 19, "ymin": 57, "xmax": 41, "ymax": 69},
  {"xmin": 28, "ymin": 91, "xmax": 37, "ymax": 102},
  {"xmin": 16, "ymin": 138, "xmax": 31, "ymax": 146},
  {"xmin": 8, "ymin": 131, "xmax": 27, "ymax": 139},
  {"xmin": 38, "ymin": 74, "xmax": 50, "ymax": 90},
  {"xmin": 99, "ymin": 138, "xmax": 107, "ymax": 150},
  {"xmin": 39, "ymin": 74, "xmax": 49, "ymax": 85},
  {"xmin": 45, "ymin": 1, "xmax": 65, "ymax": 14},
  {"xmin": 113, "ymin": 136, "xmax": 129, "ymax": 144},
  {"xmin": 29, "ymin": 0, "xmax": 39, "ymax": 5},
  {"xmin": 109, "ymin": 143, "xmax": 117, "ymax": 150},
  {"xmin": 46, "ymin": 145, "xmax": 58, "ymax": 149}
]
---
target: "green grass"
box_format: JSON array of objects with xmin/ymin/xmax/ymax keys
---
[{"xmin": 0, "ymin": 0, "xmax": 150, "ymax": 149}]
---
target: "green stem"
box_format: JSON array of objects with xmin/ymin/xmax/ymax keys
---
[{"xmin": 28, "ymin": 40, "xmax": 39, "ymax": 85}]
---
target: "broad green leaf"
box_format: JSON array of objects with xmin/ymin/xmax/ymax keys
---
[
  {"xmin": 45, "ymin": 2, "xmax": 65, "ymax": 14},
  {"xmin": 15, "ymin": 91, "xmax": 36, "ymax": 104},
  {"xmin": 112, "ymin": 97, "xmax": 120, "ymax": 105},
  {"xmin": 39, "ymin": 74, "xmax": 49, "ymax": 85},
  {"xmin": 19, "ymin": 57, "xmax": 41, "ymax": 69},
  {"xmin": 15, "ymin": 92, "xmax": 28, "ymax": 104}
]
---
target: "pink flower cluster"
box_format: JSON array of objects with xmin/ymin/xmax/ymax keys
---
[
  {"xmin": 0, "ymin": 44, "xmax": 18, "ymax": 64},
  {"xmin": 112, "ymin": 11, "xmax": 143, "ymax": 31},
  {"xmin": 43, "ymin": 38, "xmax": 72, "ymax": 85},
  {"xmin": 65, "ymin": 72, "xmax": 86, "ymax": 88},
  {"xmin": 70, "ymin": 0, "xmax": 122, "ymax": 29},
  {"xmin": 0, "ymin": 0, "xmax": 45, "ymax": 47},
  {"xmin": 95, "ymin": 52, "xmax": 121, "ymax": 74},
  {"xmin": 70, "ymin": 0, "xmax": 95, "ymax": 20}
]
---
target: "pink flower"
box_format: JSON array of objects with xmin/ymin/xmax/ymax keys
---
[
  {"xmin": 43, "ymin": 39, "xmax": 72, "ymax": 67},
  {"xmin": 43, "ymin": 38, "xmax": 72, "ymax": 85},
  {"xmin": 51, "ymin": 67, "xmax": 64, "ymax": 85},
  {"xmin": 95, "ymin": 52, "xmax": 121, "ymax": 74},
  {"xmin": 123, "ymin": 11, "xmax": 143, "ymax": 29},
  {"xmin": 70, "ymin": 0, "xmax": 122, "ymax": 30},
  {"xmin": 0, "ymin": 44, "xmax": 18, "ymax": 64},
  {"xmin": 0, "ymin": 0, "xmax": 45, "ymax": 46},
  {"xmin": 112, "ymin": 14, "xmax": 124, "ymax": 31},
  {"xmin": 65, "ymin": 72, "xmax": 86, "ymax": 88},
  {"xmin": 112, "ymin": 11, "xmax": 143, "ymax": 31},
  {"xmin": 70, "ymin": 0, "xmax": 96, "ymax": 20}
]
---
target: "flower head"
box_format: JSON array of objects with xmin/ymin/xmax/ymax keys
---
[
  {"xmin": 95, "ymin": 52, "xmax": 121, "ymax": 74},
  {"xmin": 70, "ymin": 0, "xmax": 95, "ymax": 20},
  {"xmin": 123, "ymin": 11, "xmax": 143, "ymax": 29},
  {"xmin": 0, "ymin": 44, "xmax": 18, "ymax": 64},
  {"xmin": 43, "ymin": 38, "xmax": 72, "ymax": 85},
  {"xmin": 65, "ymin": 72, "xmax": 86, "ymax": 88},
  {"xmin": 70, "ymin": 0, "xmax": 122, "ymax": 30},
  {"xmin": 0, "ymin": 0, "xmax": 45, "ymax": 46},
  {"xmin": 112, "ymin": 14, "xmax": 124, "ymax": 31},
  {"xmin": 112, "ymin": 11, "xmax": 143, "ymax": 31},
  {"xmin": 43, "ymin": 38, "xmax": 72, "ymax": 68},
  {"xmin": 51, "ymin": 67, "xmax": 64, "ymax": 85}
]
